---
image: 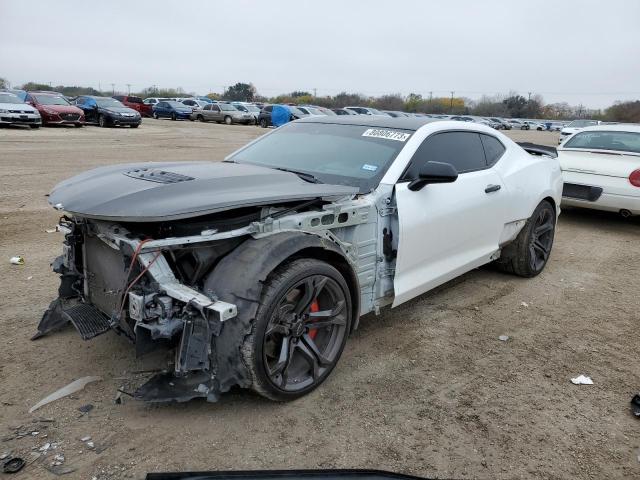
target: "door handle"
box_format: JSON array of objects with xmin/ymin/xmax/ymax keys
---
[{"xmin": 485, "ymin": 184, "xmax": 501, "ymax": 193}]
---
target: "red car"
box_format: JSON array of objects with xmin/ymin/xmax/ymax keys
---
[
  {"xmin": 112, "ymin": 95, "xmax": 153, "ymax": 117},
  {"xmin": 25, "ymin": 92, "xmax": 85, "ymax": 127}
]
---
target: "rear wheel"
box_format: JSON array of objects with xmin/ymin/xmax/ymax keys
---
[
  {"xmin": 224, "ymin": 115, "xmax": 232, "ymax": 125},
  {"xmin": 197, "ymin": 115, "xmax": 205, "ymax": 122},
  {"xmin": 494, "ymin": 200, "xmax": 556, "ymax": 277},
  {"xmin": 243, "ymin": 258, "xmax": 352, "ymax": 401},
  {"xmin": 153, "ymin": 112, "xmax": 159, "ymax": 119},
  {"xmin": 260, "ymin": 118, "xmax": 268, "ymax": 128},
  {"xmin": 98, "ymin": 115, "xmax": 107, "ymax": 128},
  {"xmin": 171, "ymin": 113, "xmax": 176, "ymax": 121}
]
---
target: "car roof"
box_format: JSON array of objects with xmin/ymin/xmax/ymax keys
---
[
  {"xmin": 295, "ymin": 115, "xmax": 438, "ymax": 131},
  {"xmin": 576, "ymin": 124, "xmax": 640, "ymax": 134}
]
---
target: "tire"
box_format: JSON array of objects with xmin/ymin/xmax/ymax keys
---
[
  {"xmin": 197, "ymin": 115, "xmax": 205, "ymax": 122},
  {"xmin": 153, "ymin": 112, "xmax": 159, "ymax": 119},
  {"xmin": 30, "ymin": 124, "xmax": 40, "ymax": 129},
  {"xmin": 74, "ymin": 123, "xmax": 83, "ymax": 128},
  {"xmin": 130, "ymin": 124, "xmax": 139, "ymax": 128},
  {"xmin": 494, "ymin": 200, "xmax": 556, "ymax": 277},
  {"xmin": 224, "ymin": 116, "xmax": 232, "ymax": 125},
  {"xmin": 242, "ymin": 258, "xmax": 352, "ymax": 401},
  {"xmin": 260, "ymin": 118, "xmax": 268, "ymax": 128},
  {"xmin": 171, "ymin": 113, "xmax": 176, "ymax": 121},
  {"xmin": 98, "ymin": 115, "xmax": 108, "ymax": 128}
]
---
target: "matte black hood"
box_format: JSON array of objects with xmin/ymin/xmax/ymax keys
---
[{"xmin": 48, "ymin": 161, "xmax": 358, "ymax": 222}]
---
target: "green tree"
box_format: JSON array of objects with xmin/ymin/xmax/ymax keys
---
[
  {"xmin": 503, "ymin": 94, "xmax": 528, "ymax": 117},
  {"xmin": 604, "ymin": 100, "xmax": 640, "ymax": 123},
  {"xmin": 222, "ymin": 83, "xmax": 257, "ymax": 102},
  {"xmin": 0, "ymin": 77, "xmax": 8, "ymax": 89}
]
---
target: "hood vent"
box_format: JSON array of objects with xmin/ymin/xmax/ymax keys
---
[{"xmin": 123, "ymin": 168, "xmax": 195, "ymax": 184}]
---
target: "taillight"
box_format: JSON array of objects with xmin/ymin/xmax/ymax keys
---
[{"xmin": 630, "ymin": 169, "xmax": 640, "ymax": 187}]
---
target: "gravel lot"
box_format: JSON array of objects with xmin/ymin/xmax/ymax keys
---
[{"xmin": 1, "ymin": 120, "xmax": 639, "ymax": 479}]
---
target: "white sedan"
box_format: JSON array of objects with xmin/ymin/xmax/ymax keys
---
[
  {"xmin": 558, "ymin": 119, "xmax": 601, "ymax": 144},
  {"xmin": 558, "ymin": 124, "xmax": 640, "ymax": 217}
]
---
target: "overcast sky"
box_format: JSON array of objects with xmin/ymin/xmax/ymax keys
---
[{"xmin": 1, "ymin": 0, "xmax": 639, "ymax": 108}]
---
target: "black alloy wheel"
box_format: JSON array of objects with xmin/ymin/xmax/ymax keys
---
[
  {"xmin": 529, "ymin": 204, "xmax": 555, "ymax": 272},
  {"xmin": 245, "ymin": 259, "xmax": 352, "ymax": 400}
]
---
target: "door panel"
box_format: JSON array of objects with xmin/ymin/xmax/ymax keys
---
[{"xmin": 393, "ymin": 169, "xmax": 506, "ymax": 306}]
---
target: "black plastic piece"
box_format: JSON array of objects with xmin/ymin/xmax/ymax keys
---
[
  {"xmin": 408, "ymin": 161, "xmax": 458, "ymax": 191},
  {"xmin": 562, "ymin": 183, "xmax": 603, "ymax": 202},
  {"xmin": 485, "ymin": 184, "xmax": 501, "ymax": 193},
  {"xmin": 65, "ymin": 303, "xmax": 111, "ymax": 340},
  {"xmin": 2, "ymin": 457, "xmax": 25, "ymax": 474},
  {"xmin": 632, "ymin": 394, "xmax": 640, "ymax": 417},
  {"xmin": 517, "ymin": 142, "xmax": 558, "ymax": 158},
  {"xmin": 135, "ymin": 370, "xmax": 219, "ymax": 403}
]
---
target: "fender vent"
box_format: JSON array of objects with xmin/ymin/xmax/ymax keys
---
[
  {"xmin": 63, "ymin": 303, "xmax": 111, "ymax": 340},
  {"xmin": 123, "ymin": 168, "xmax": 195, "ymax": 184}
]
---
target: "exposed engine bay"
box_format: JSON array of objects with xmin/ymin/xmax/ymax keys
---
[{"xmin": 36, "ymin": 192, "xmax": 391, "ymax": 403}]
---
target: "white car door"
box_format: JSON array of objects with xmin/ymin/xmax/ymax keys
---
[{"xmin": 393, "ymin": 131, "xmax": 507, "ymax": 306}]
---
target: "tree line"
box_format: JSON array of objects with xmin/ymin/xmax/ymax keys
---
[{"xmin": 2, "ymin": 77, "xmax": 639, "ymax": 122}]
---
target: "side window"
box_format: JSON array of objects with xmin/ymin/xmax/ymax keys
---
[
  {"xmin": 76, "ymin": 97, "xmax": 85, "ymax": 105},
  {"xmin": 212, "ymin": 105, "xmax": 221, "ymax": 112},
  {"xmin": 265, "ymin": 105, "xmax": 273, "ymax": 112},
  {"xmin": 480, "ymin": 134, "xmax": 506, "ymax": 166},
  {"xmin": 203, "ymin": 104, "xmax": 211, "ymax": 111},
  {"xmin": 113, "ymin": 96, "xmax": 123, "ymax": 101},
  {"xmin": 404, "ymin": 131, "xmax": 487, "ymax": 179}
]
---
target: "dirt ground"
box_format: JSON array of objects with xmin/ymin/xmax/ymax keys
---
[{"xmin": 0, "ymin": 120, "xmax": 639, "ymax": 480}]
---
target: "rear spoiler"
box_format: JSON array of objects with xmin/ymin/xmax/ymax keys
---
[{"xmin": 517, "ymin": 142, "xmax": 557, "ymax": 158}]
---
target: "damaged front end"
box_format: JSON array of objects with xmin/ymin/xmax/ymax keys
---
[{"xmin": 35, "ymin": 216, "xmax": 242, "ymax": 403}]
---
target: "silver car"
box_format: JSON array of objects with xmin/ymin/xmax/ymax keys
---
[
  {"xmin": 0, "ymin": 91, "xmax": 42, "ymax": 128},
  {"xmin": 192, "ymin": 102, "xmax": 253, "ymax": 124}
]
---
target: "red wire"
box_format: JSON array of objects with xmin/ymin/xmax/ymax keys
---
[{"xmin": 117, "ymin": 250, "xmax": 162, "ymax": 321}]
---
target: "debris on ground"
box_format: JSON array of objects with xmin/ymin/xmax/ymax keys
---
[
  {"xmin": 45, "ymin": 226, "xmax": 60, "ymax": 233},
  {"xmin": 78, "ymin": 404, "xmax": 94, "ymax": 414},
  {"xmin": 571, "ymin": 374, "xmax": 594, "ymax": 385},
  {"xmin": 39, "ymin": 442, "xmax": 52, "ymax": 452},
  {"xmin": 9, "ymin": 256, "xmax": 24, "ymax": 265},
  {"xmin": 29, "ymin": 376, "xmax": 102, "ymax": 413},
  {"xmin": 631, "ymin": 394, "xmax": 640, "ymax": 417},
  {"xmin": 2, "ymin": 456, "xmax": 25, "ymax": 474},
  {"xmin": 520, "ymin": 301, "xmax": 529, "ymax": 308},
  {"xmin": 43, "ymin": 463, "xmax": 76, "ymax": 476},
  {"xmin": 498, "ymin": 335, "xmax": 509, "ymax": 341},
  {"xmin": 80, "ymin": 436, "xmax": 91, "ymax": 442}
]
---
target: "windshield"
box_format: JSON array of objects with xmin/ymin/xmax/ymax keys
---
[
  {"xmin": 228, "ymin": 122, "xmax": 412, "ymax": 192},
  {"xmin": 127, "ymin": 96, "xmax": 143, "ymax": 103},
  {"xmin": 568, "ymin": 120, "xmax": 599, "ymax": 128},
  {"xmin": 0, "ymin": 92, "xmax": 23, "ymax": 104},
  {"xmin": 245, "ymin": 105, "xmax": 260, "ymax": 112},
  {"xmin": 563, "ymin": 131, "xmax": 640, "ymax": 154},
  {"xmin": 288, "ymin": 106, "xmax": 304, "ymax": 115},
  {"xmin": 220, "ymin": 104, "xmax": 238, "ymax": 111},
  {"xmin": 33, "ymin": 95, "xmax": 70, "ymax": 106},
  {"xmin": 167, "ymin": 101, "xmax": 189, "ymax": 108},
  {"xmin": 368, "ymin": 108, "xmax": 384, "ymax": 115},
  {"xmin": 95, "ymin": 97, "xmax": 123, "ymax": 108}
]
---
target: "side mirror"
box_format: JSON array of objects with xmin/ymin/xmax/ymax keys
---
[{"xmin": 408, "ymin": 161, "xmax": 458, "ymax": 191}]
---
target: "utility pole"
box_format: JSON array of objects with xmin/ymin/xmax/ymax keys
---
[
  {"xmin": 450, "ymin": 91, "xmax": 455, "ymax": 112},
  {"xmin": 126, "ymin": 84, "xmax": 131, "ymax": 95},
  {"xmin": 313, "ymin": 88, "xmax": 317, "ymax": 98},
  {"xmin": 111, "ymin": 83, "xmax": 115, "ymax": 95},
  {"xmin": 527, "ymin": 91, "xmax": 532, "ymax": 102},
  {"xmin": 429, "ymin": 91, "xmax": 433, "ymax": 103},
  {"xmin": 98, "ymin": 82, "xmax": 101, "ymax": 93}
]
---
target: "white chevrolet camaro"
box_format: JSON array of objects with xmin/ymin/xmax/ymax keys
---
[
  {"xmin": 558, "ymin": 124, "xmax": 640, "ymax": 217},
  {"xmin": 37, "ymin": 117, "xmax": 562, "ymax": 402}
]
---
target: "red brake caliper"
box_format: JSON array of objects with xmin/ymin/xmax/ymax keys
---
[{"xmin": 308, "ymin": 299, "xmax": 320, "ymax": 340}]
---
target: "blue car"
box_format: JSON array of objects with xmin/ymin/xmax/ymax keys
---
[{"xmin": 152, "ymin": 100, "xmax": 193, "ymax": 120}]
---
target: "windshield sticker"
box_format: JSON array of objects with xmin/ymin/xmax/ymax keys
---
[
  {"xmin": 362, "ymin": 128, "xmax": 411, "ymax": 142},
  {"xmin": 361, "ymin": 164, "xmax": 378, "ymax": 172}
]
